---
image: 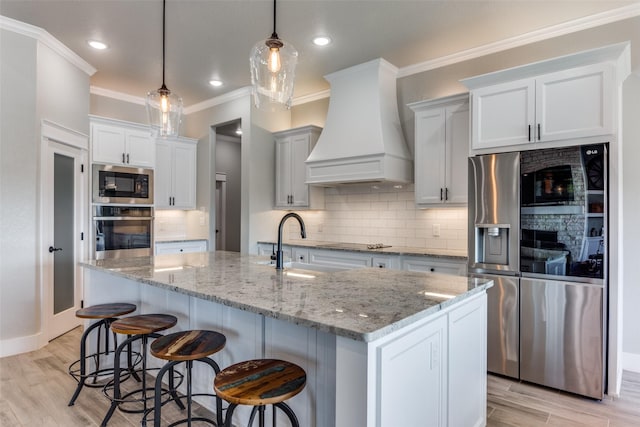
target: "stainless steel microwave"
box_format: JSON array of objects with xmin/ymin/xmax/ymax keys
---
[{"xmin": 92, "ymin": 164, "xmax": 154, "ymax": 205}]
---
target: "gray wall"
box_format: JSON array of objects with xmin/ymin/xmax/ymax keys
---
[
  {"xmin": 1, "ymin": 29, "xmax": 39, "ymax": 341},
  {"xmin": 622, "ymin": 73, "xmax": 640, "ymax": 357},
  {"xmin": 0, "ymin": 29, "xmax": 90, "ymax": 346},
  {"xmin": 90, "ymin": 94, "xmax": 147, "ymax": 124},
  {"xmin": 186, "ymin": 93, "xmax": 290, "ymax": 254},
  {"xmin": 215, "ymin": 134, "xmax": 241, "ymax": 252}
]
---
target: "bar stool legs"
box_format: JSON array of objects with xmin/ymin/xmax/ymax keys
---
[
  {"xmin": 100, "ymin": 314, "xmax": 180, "ymax": 427},
  {"xmin": 146, "ymin": 330, "xmax": 227, "ymax": 427},
  {"xmin": 68, "ymin": 303, "xmax": 137, "ymax": 406}
]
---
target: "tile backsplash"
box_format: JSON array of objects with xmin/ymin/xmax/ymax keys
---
[
  {"xmin": 155, "ymin": 209, "xmax": 208, "ymax": 241},
  {"xmin": 284, "ymin": 183, "xmax": 468, "ymax": 252}
]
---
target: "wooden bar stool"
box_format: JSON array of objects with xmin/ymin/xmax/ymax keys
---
[
  {"xmin": 144, "ymin": 330, "xmax": 227, "ymax": 427},
  {"xmin": 101, "ymin": 313, "xmax": 181, "ymax": 427},
  {"xmin": 214, "ymin": 359, "xmax": 307, "ymax": 427},
  {"xmin": 68, "ymin": 303, "xmax": 137, "ymax": 406}
]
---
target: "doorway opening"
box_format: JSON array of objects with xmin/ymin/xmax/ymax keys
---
[{"xmin": 213, "ymin": 119, "xmax": 242, "ymax": 252}]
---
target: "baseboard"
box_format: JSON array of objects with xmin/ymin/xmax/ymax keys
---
[
  {"xmin": 623, "ymin": 351, "xmax": 640, "ymax": 373},
  {"xmin": 0, "ymin": 332, "xmax": 44, "ymax": 358}
]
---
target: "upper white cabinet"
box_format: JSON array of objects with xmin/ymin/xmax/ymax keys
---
[
  {"xmin": 90, "ymin": 116, "xmax": 155, "ymax": 168},
  {"xmin": 409, "ymin": 94, "xmax": 469, "ymax": 206},
  {"xmin": 469, "ymin": 64, "xmax": 612, "ymax": 150},
  {"xmin": 155, "ymin": 137, "xmax": 197, "ymax": 210},
  {"xmin": 461, "ymin": 42, "xmax": 630, "ymax": 153},
  {"xmin": 274, "ymin": 126, "xmax": 324, "ymax": 209}
]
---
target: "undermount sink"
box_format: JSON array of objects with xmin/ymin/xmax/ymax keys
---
[
  {"xmin": 284, "ymin": 262, "xmax": 352, "ymax": 273},
  {"xmin": 254, "ymin": 259, "xmax": 351, "ymax": 273}
]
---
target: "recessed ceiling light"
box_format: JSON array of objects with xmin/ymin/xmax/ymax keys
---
[
  {"xmin": 209, "ymin": 80, "xmax": 223, "ymax": 87},
  {"xmin": 312, "ymin": 36, "xmax": 332, "ymax": 47},
  {"xmin": 235, "ymin": 128, "xmax": 242, "ymax": 135},
  {"xmin": 88, "ymin": 40, "xmax": 108, "ymax": 50}
]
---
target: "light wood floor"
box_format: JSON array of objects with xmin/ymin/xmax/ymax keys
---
[{"xmin": 1, "ymin": 327, "xmax": 639, "ymax": 426}]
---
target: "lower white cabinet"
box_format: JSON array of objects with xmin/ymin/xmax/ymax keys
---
[
  {"xmin": 378, "ymin": 312, "xmax": 447, "ymax": 426},
  {"xmin": 155, "ymin": 240, "xmax": 207, "ymax": 255},
  {"xmin": 257, "ymin": 243, "xmax": 464, "ymax": 274},
  {"xmin": 402, "ymin": 256, "xmax": 467, "ymax": 276}
]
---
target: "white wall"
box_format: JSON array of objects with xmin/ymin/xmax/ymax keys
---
[{"xmin": 0, "ymin": 27, "xmax": 90, "ymax": 355}]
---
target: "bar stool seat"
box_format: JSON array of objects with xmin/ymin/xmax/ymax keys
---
[
  {"xmin": 101, "ymin": 314, "xmax": 180, "ymax": 426},
  {"xmin": 68, "ymin": 303, "xmax": 137, "ymax": 406},
  {"xmin": 214, "ymin": 359, "xmax": 306, "ymax": 427},
  {"xmin": 144, "ymin": 330, "xmax": 226, "ymax": 427}
]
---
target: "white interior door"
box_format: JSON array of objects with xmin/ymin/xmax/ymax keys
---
[{"xmin": 44, "ymin": 140, "xmax": 85, "ymax": 340}]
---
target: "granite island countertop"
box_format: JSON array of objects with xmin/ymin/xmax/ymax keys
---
[{"xmin": 83, "ymin": 251, "xmax": 490, "ymax": 342}]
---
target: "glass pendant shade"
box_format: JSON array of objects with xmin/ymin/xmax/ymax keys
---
[
  {"xmin": 146, "ymin": 0, "xmax": 182, "ymax": 138},
  {"xmin": 146, "ymin": 85, "xmax": 182, "ymax": 138},
  {"xmin": 250, "ymin": 36, "xmax": 298, "ymax": 111}
]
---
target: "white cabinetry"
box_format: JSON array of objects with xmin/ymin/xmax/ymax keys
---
[
  {"xmin": 402, "ymin": 255, "xmax": 467, "ymax": 276},
  {"xmin": 155, "ymin": 240, "xmax": 207, "ymax": 255},
  {"xmin": 356, "ymin": 292, "xmax": 487, "ymax": 427},
  {"xmin": 90, "ymin": 116, "xmax": 155, "ymax": 167},
  {"xmin": 378, "ymin": 313, "xmax": 447, "ymax": 426},
  {"xmin": 409, "ymin": 94, "xmax": 469, "ymax": 206},
  {"xmin": 469, "ymin": 64, "xmax": 612, "ymax": 150},
  {"xmin": 155, "ymin": 137, "xmax": 197, "ymax": 210},
  {"xmin": 461, "ymin": 43, "xmax": 630, "ymax": 153},
  {"xmin": 274, "ymin": 126, "xmax": 324, "ymax": 209}
]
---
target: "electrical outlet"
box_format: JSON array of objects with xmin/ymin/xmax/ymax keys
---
[{"xmin": 432, "ymin": 224, "xmax": 441, "ymax": 237}]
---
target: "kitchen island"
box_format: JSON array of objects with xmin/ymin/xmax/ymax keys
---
[{"xmin": 83, "ymin": 251, "xmax": 492, "ymax": 427}]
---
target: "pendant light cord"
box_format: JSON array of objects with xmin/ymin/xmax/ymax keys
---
[
  {"xmin": 271, "ymin": 0, "xmax": 278, "ymax": 39},
  {"xmin": 162, "ymin": 0, "xmax": 166, "ymax": 87}
]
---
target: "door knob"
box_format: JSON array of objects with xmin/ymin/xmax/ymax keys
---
[{"xmin": 49, "ymin": 246, "xmax": 62, "ymax": 253}]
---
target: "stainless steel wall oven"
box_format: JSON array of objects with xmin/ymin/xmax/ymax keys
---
[{"xmin": 93, "ymin": 205, "xmax": 153, "ymax": 259}]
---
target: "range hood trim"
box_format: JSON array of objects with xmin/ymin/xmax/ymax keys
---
[{"xmin": 305, "ymin": 58, "xmax": 413, "ymax": 186}]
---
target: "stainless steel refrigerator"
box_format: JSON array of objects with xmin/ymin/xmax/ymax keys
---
[{"xmin": 468, "ymin": 144, "xmax": 607, "ymax": 399}]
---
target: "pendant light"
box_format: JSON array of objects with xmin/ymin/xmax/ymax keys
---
[
  {"xmin": 249, "ymin": 0, "xmax": 298, "ymax": 111},
  {"xmin": 146, "ymin": 0, "xmax": 182, "ymax": 137}
]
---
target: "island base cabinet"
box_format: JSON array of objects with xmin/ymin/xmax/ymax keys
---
[
  {"xmin": 84, "ymin": 268, "xmax": 488, "ymax": 427},
  {"xmin": 448, "ymin": 292, "xmax": 487, "ymax": 427},
  {"xmin": 335, "ymin": 292, "xmax": 487, "ymax": 427}
]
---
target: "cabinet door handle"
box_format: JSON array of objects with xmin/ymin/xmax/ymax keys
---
[
  {"xmin": 440, "ymin": 188, "xmax": 443, "ymax": 201},
  {"xmin": 122, "ymin": 153, "xmax": 126, "ymax": 163},
  {"xmin": 528, "ymin": 125, "xmax": 531, "ymax": 142},
  {"xmin": 126, "ymin": 153, "xmax": 130, "ymax": 164},
  {"xmin": 445, "ymin": 188, "xmax": 449, "ymax": 201},
  {"xmin": 538, "ymin": 123, "xmax": 541, "ymax": 141}
]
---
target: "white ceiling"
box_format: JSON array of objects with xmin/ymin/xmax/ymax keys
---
[{"xmin": 1, "ymin": 1, "xmax": 637, "ymax": 107}]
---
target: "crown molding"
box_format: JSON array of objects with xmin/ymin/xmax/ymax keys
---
[
  {"xmin": 183, "ymin": 86, "xmax": 252, "ymax": 115},
  {"xmin": 397, "ymin": 3, "xmax": 640, "ymax": 78},
  {"xmin": 0, "ymin": 15, "xmax": 96, "ymax": 76},
  {"xmin": 292, "ymin": 89, "xmax": 331, "ymax": 106},
  {"xmin": 90, "ymin": 86, "xmax": 146, "ymax": 106}
]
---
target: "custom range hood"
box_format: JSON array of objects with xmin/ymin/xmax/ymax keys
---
[{"xmin": 305, "ymin": 59, "xmax": 413, "ymax": 185}]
